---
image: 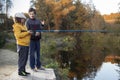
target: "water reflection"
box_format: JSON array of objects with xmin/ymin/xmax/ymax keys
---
[
  {"xmin": 92, "ymin": 62, "xmax": 119, "ymax": 80},
  {"xmin": 57, "ymin": 49, "xmax": 120, "ymax": 80}
]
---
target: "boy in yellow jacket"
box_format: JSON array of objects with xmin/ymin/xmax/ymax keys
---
[{"xmin": 13, "ymin": 13, "xmax": 32, "ymax": 76}]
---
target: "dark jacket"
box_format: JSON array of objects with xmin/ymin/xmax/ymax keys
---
[{"xmin": 26, "ymin": 18, "xmax": 44, "ymax": 40}]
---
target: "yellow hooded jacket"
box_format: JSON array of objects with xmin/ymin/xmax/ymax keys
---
[{"xmin": 13, "ymin": 23, "xmax": 31, "ymax": 46}]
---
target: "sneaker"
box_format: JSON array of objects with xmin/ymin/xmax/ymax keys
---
[
  {"xmin": 37, "ymin": 67, "xmax": 45, "ymax": 70},
  {"xmin": 18, "ymin": 71, "xmax": 27, "ymax": 76},
  {"xmin": 32, "ymin": 68, "xmax": 38, "ymax": 72},
  {"xmin": 24, "ymin": 71, "xmax": 30, "ymax": 75}
]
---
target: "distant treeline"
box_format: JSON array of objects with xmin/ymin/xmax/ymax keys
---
[{"xmin": 103, "ymin": 13, "xmax": 120, "ymax": 20}]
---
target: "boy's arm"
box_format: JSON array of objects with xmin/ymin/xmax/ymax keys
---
[
  {"xmin": 26, "ymin": 19, "xmax": 34, "ymax": 35},
  {"xmin": 25, "ymin": 19, "xmax": 30, "ymax": 30}
]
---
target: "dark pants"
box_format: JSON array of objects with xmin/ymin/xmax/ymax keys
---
[
  {"xmin": 29, "ymin": 40, "xmax": 41, "ymax": 69},
  {"xmin": 17, "ymin": 45, "xmax": 29, "ymax": 73}
]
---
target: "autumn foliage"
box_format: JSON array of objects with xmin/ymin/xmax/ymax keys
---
[
  {"xmin": 35, "ymin": 0, "xmax": 105, "ymax": 30},
  {"xmin": 103, "ymin": 13, "xmax": 120, "ymax": 24},
  {"xmin": 103, "ymin": 13, "xmax": 120, "ymax": 20},
  {"xmin": 45, "ymin": 0, "xmax": 76, "ymax": 30}
]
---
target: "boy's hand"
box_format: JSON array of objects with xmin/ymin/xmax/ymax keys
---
[
  {"xmin": 28, "ymin": 30, "xmax": 33, "ymax": 34},
  {"xmin": 41, "ymin": 20, "xmax": 45, "ymax": 25},
  {"xmin": 35, "ymin": 32, "xmax": 40, "ymax": 36}
]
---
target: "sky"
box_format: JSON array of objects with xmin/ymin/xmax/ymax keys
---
[
  {"xmin": 92, "ymin": 0, "xmax": 120, "ymax": 15},
  {"xmin": 9, "ymin": 0, "xmax": 120, "ymax": 16},
  {"xmin": 10, "ymin": 0, "xmax": 30, "ymax": 17}
]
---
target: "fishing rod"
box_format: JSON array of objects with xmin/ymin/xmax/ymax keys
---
[
  {"xmin": 35, "ymin": 30, "xmax": 108, "ymax": 33},
  {"xmin": 2, "ymin": 30, "xmax": 110, "ymax": 33}
]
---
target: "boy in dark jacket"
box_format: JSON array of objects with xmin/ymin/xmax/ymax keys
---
[{"xmin": 26, "ymin": 8, "xmax": 44, "ymax": 71}]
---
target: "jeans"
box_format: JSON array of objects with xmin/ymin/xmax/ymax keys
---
[
  {"xmin": 29, "ymin": 40, "xmax": 41, "ymax": 69},
  {"xmin": 17, "ymin": 45, "xmax": 29, "ymax": 73}
]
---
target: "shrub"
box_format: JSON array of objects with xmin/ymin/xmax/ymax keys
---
[{"xmin": 0, "ymin": 32, "xmax": 6, "ymax": 48}]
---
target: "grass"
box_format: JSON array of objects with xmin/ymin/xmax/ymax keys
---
[{"xmin": 3, "ymin": 42, "xmax": 16, "ymax": 52}]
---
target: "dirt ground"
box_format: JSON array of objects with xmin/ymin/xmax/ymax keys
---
[
  {"xmin": 0, "ymin": 49, "xmax": 18, "ymax": 80},
  {"xmin": 0, "ymin": 49, "xmax": 56, "ymax": 80}
]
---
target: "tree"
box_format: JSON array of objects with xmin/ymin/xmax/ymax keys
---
[
  {"xmin": 35, "ymin": 0, "xmax": 54, "ymax": 30},
  {"xmin": 5, "ymin": 0, "xmax": 12, "ymax": 30},
  {"xmin": 91, "ymin": 11, "xmax": 105, "ymax": 30},
  {"xmin": 45, "ymin": 0, "xmax": 76, "ymax": 30},
  {"xmin": 35, "ymin": 0, "xmax": 76, "ymax": 30},
  {"xmin": 34, "ymin": 0, "xmax": 105, "ymax": 31},
  {"xmin": 118, "ymin": 2, "xmax": 120, "ymax": 13},
  {"xmin": 115, "ymin": 2, "xmax": 120, "ymax": 24},
  {"xmin": 6, "ymin": 0, "xmax": 12, "ymax": 15},
  {"xmin": 0, "ymin": 0, "xmax": 13, "ymax": 48},
  {"xmin": 60, "ymin": 0, "xmax": 90, "ymax": 30},
  {"xmin": 30, "ymin": 0, "xmax": 35, "ymax": 8},
  {"xmin": 74, "ymin": 1, "xmax": 89, "ymax": 29},
  {"xmin": 0, "ymin": 0, "xmax": 12, "ymax": 14},
  {"xmin": 0, "ymin": 1, "xmax": 3, "ymax": 11}
]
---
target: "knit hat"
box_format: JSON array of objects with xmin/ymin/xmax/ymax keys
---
[{"xmin": 15, "ymin": 13, "xmax": 26, "ymax": 19}]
